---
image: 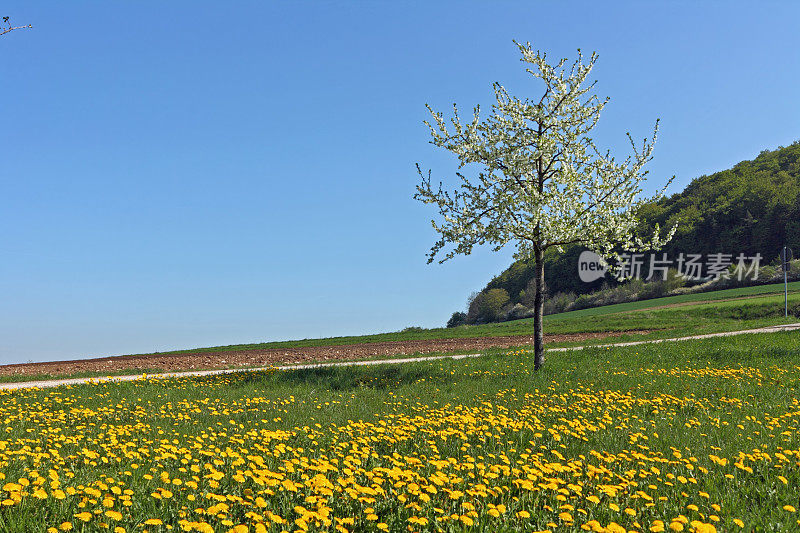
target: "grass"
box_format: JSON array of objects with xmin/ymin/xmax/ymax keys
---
[{"xmin": 0, "ymin": 333, "xmax": 797, "ymax": 531}]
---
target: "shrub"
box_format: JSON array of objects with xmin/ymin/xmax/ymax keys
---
[
  {"xmin": 504, "ymin": 303, "xmax": 531, "ymax": 321},
  {"xmin": 519, "ymin": 278, "xmax": 548, "ymax": 307},
  {"xmin": 446, "ymin": 312, "xmax": 467, "ymax": 328},
  {"xmin": 661, "ymin": 268, "xmax": 687, "ymax": 293},
  {"xmin": 543, "ymin": 292, "xmax": 577, "ymax": 315},
  {"xmin": 669, "ymin": 286, "xmax": 695, "ymax": 296},
  {"xmin": 639, "ymin": 269, "xmax": 685, "ymax": 299},
  {"xmin": 572, "ymin": 293, "xmax": 593, "ymax": 311},
  {"xmin": 478, "ymin": 288, "xmax": 511, "ymax": 322},
  {"xmin": 758, "ymin": 265, "xmax": 778, "ymax": 282},
  {"xmin": 466, "ymin": 292, "xmax": 484, "ymax": 324}
]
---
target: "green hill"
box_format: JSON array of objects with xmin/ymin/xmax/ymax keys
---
[{"xmin": 456, "ymin": 142, "xmax": 800, "ymax": 324}]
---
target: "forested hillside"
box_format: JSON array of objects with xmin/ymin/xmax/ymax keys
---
[{"xmin": 452, "ymin": 142, "xmax": 800, "ymax": 325}]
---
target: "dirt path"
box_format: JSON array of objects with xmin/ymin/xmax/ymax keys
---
[{"xmin": 1, "ymin": 323, "xmax": 798, "ymax": 391}]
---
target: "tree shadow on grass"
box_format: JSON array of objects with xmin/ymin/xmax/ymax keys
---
[
  {"xmin": 201, "ymin": 364, "xmax": 440, "ymax": 392},
  {"xmin": 274, "ymin": 365, "xmax": 441, "ymax": 391},
  {"xmin": 188, "ymin": 365, "xmax": 443, "ymax": 392}
]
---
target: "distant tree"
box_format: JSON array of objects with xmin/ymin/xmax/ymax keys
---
[
  {"xmin": 1, "ymin": 16, "xmax": 31, "ymax": 37},
  {"xmin": 477, "ymin": 288, "xmax": 510, "ymax": 322},
  {"xmin": 415, "ymin": 41, "xmax": 674, "ymax": 370},
  {"xmin": 446, "ymin": 311, "xmax": 467, "ymax": 328}
]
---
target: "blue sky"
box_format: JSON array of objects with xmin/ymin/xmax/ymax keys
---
[{"xmin": 1, "ymin": 1, "xmax": 799, "ymax": 364}]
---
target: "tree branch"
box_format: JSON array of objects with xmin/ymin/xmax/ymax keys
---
[{"xmin": 1, "ymin": 17, "xmax": 31, "ymax": 37}]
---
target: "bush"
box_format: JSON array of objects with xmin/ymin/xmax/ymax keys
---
[
  {"xmin": 474, "ymin": 288, "xmax": 511, "ymax": 323},
  {"xmin": 640, "ymin": 269, "xmax": 686, "ymax": 299},
  {"xmin": 446, "ymin": 312, "xmax": 467, "ymax": 328},
  {"xmin": 572, "ymin": 293, "xmax": 593, "ymax": 311},
  {"xmin": 401, "ymin": 326, "xmax": 425, "ymax": 333},
  {"xmin": 669, "ymin": 286, "xmax": 695, "ymax": 296},
  {"xmin": 657, "ymin": 268, "xmax": 686, "ymax": 294},
  {"xmin": 466, "ymin": 292, "xmax": 484, "ymax": 324},
  {"xmin": 757, "ymin": 265, "xmax": 778, "ymax": 282},
  {"xmin": 551, "ymin": 270, "xmax": 686, "ymax": 314},
  {"xmin": 504, "ymin": 303, "xmax": 531, "ymax": 321},
  {"xmin": 543, "ymin": 292, "xmax": 576, "ymax": 315}
]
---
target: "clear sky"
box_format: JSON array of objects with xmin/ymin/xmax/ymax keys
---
[{"xmin": 2, "ymin": 1, "xmax": 799, "ymax": 364}]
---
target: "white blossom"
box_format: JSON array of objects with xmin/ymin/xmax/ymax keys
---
[
  {"xmin": 415, "ymin": 41, "xmax": 675, "ymax": 266},
  {"xmin": 415, "ymin": 42, "xmax": 676, "ymax": 370}
]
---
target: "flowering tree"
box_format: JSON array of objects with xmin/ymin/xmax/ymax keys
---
[
  {"xmin": 415, "ymin": 41, "xmax": 674, "ymax": 370},
  {"xmin": 1, "ymin": 16, "xmax": 31, "ymax": 38}
]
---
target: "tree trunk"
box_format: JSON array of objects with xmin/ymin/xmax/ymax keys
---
[{"xmin": 533, "ymin": 246, "xmax": 545, "ymax": 371}]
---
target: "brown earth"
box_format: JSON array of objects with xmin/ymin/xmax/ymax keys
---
[{"xmin": 0, "ymin": 330, "xmax": 653, "ymax": 378}]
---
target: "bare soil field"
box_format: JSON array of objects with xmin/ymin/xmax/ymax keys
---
[{"xmin": 0, "ymin": 330, "xmax": 652, "ymax": 378}]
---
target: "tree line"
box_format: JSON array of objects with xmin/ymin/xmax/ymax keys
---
[{"xmin": 451, "ymin": 142, "xmax": 800, "ymax": 325}]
